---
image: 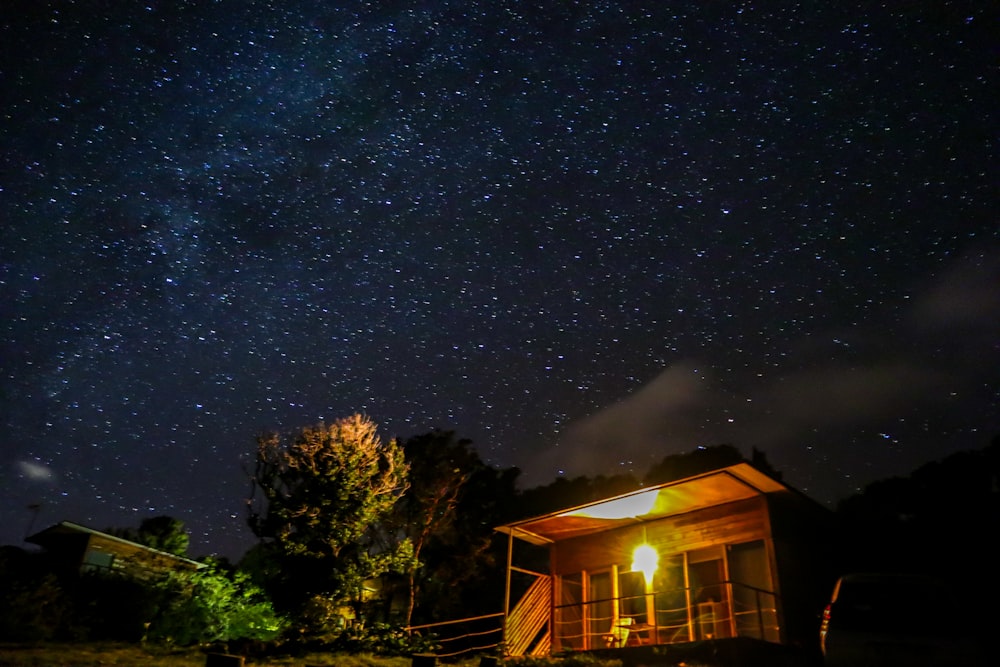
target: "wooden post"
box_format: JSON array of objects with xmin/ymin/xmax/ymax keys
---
[
  {"xmin": 412, "ymin": 653, "xmax": 437, "ymax": 667},
  {"xmin": 504, "ymin": 529, "xmax": 513, "ymax": 653}
]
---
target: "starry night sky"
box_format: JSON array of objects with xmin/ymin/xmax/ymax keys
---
[{"xmin": 2, "ymin": 1, "xmax": 997, "ymax": 560}]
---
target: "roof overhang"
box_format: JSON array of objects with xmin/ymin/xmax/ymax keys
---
[
  {"xmin": 26, "ymin": 520, "xmax": 205, "ymax": 569},
  {"xmin": 496, "ymin": 462, "xmax": 788, "ymax": 546}
]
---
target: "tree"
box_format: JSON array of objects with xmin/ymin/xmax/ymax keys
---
[
  {"xmin": 424, "ymin": 455, "xmax": 520, "ymax": 622},
  {"xmin": 0, "ymin": 546, "xmax": 69, "ymax": 641},
  {"xmin": 642, "ymin": 443, "xmax": 748, "ymax": 486},
  {"xmin": 247, "ymin": 413, "xmax": 411, "ymax": 625},
  {"xmin": 384, "ymin": 430, "xmax": 494, "ymax": 625},
  {"xmin": 136, "ymin": 516, "xmax": 190, "ymax": 556},
  {"xmin": 832, "ymin": 436, "xmax": 1000, "ymax": 638},
  {"xmin": 515, "ymin": 472, "xmax": 640, "ymax": 520},
  {"xmin": 106, "ymin": 515, "xmax": 190, "ymax": 556}
]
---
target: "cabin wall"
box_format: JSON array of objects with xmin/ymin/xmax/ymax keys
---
[
  {"xmin": 765, "ymin": 490, "xmax": 834, "ymax": 647},
  {"xmin": 551, "ymin": 496, "xmax": 771, "ymax": 575},
  {"xmin": 83, "ymin": 535, "xmax": 200, "ymax": 578}
]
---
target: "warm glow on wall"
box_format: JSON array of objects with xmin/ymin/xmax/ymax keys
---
[{"xmin": 632, "ymin": 543, "xmax": 658, "ymax": 585}]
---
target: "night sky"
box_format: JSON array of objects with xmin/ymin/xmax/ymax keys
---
[{"xmin": 2, "ymin": 1, "xmax": 996, "ymax": 561}]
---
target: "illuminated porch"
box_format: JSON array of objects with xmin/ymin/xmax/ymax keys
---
[{"xmin": 497, "ymin": 463, "xmax": 801, "ymax": 656}]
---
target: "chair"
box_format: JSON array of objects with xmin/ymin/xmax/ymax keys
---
[{"xmin": 604, "ymin": 616, "xmax": 634, "ymax": 648}]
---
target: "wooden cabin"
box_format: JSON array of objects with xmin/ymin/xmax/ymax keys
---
[
  {"xmin": 496, "ymin": 463, "xmax": 830, "ymax": 656},
  {"xmin": 26, "ymin": 520, "xmax": 204, "ymax": 581}
]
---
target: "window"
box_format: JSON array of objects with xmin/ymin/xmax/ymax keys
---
[{"xmin": 82, "ymin": 549, "xmax": 114, "ymax": 572}]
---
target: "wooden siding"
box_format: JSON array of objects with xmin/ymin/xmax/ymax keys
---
[
  {"xmin": 84, "ymin": 534, "xmax": 201, "ymax": 578},
  {"xmin": 552, "ymin": 496, "xmax": 770, "ymax": 575}
]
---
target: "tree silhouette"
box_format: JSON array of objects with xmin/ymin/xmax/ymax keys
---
[
  {"xmin": 386, "ymin": 430, "xmax": 520, "ymax": 624},
  {"xmin": 106, "ymin": 515, "xmax": 190, "ymax": 556},
  {"xmin": 137, "ymin": 516, "xmax": 190, "ymax": 556},
  {"xmin": 642, "ymin": 443, "xmax": 749, "ymax": 486}
]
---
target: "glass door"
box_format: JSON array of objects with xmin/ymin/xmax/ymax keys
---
[
  {"xmin": 587, "ymin": 569, "xmax": 614, "ymax": 649},
  {"xmin": 556, "ymin": 573, "xmax": 584, "ymax": 651},
  {"xmin": 652, "ymin": 554, "xmax": 689, "ymax": 643},
  {"xmin": 618, "ymin": 570, "xmax": 648, "ymax": 625},
  {"xmin": 688, "ymin": 547, "xmax": 730, "ymax": 639}
]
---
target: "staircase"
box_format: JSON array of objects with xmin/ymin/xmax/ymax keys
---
[{"xmin": 505, "ymin": 575, "xmax": 552, "ymax": 656}]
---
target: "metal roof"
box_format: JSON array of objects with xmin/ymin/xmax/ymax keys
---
[{"xmin": 496, "ymin": 462, "xmax": 788, "ymax": 545}]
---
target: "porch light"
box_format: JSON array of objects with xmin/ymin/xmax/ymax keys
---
[{"xmin": 631, "ymin": 543, "xmax": 658, "ymax": 585}]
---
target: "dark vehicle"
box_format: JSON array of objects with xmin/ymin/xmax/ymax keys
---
[{"xmin": 819, "ymin": 573, "xmax": 984, "ymax": 667}]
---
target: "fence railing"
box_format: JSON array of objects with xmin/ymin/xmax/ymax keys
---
[{"xmin": 406, "ymin": 612, "xmax": 505, "ymax": 659}]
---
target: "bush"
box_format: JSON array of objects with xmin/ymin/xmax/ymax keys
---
[
  {"xmin": 72, "ymin": 570, "xmax": 161, "ymax": 641},
  {"xmin": 148, "ymin": 562, "xmax": 287, "ymax": 645},
  {"xmin": 0, "ymin": 572, "xmax": 69, "ymax": 641},
  {"xmin": 507, "ymin": 655, "xmax": 622, "ymax": 667},
  {"xmin": 331, "ymin": 622, "xmax": 439, "ymax": 656}
]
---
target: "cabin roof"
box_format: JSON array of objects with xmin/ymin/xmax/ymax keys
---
[
  {"xmin": 26, "ymin": 520, "xmax": 205, "ymax": 568},
  {"xmin": 496, "ymin": 462, "xmax": 789, "ymax": 545}
]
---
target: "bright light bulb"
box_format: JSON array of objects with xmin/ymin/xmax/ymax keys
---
[{"xmin": 632, "ymin": 543, "xmax": 658, "ymax": 585}]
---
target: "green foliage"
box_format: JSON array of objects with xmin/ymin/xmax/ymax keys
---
[
  {"xmin": 510, "ymin": 655, "xmax": 621, "ymax": 667},
  {"xmin": 137, "ymin": 516, "xmax": 191, "ymax": 556},
  {"xmin": 73, "ymin": 569, "xmax": 162, "ymax": 641},
  {"xmin": 0, "ymin": 569, "xmax": 67, "ymax": 641},
  {"xmin": 247, "ymin": 413, "xmax": 410, "ymax": 616},
  {"xmin": 105, "ymin": 515, "xmax": 191, "ymax": 556},
  {"xmin": 148, "ymin": 560, "xmax": 286, "ymax": 645},
  {"xmin": 298, "ymin": 593, "xmax": 349, "ymax": 638},
  {"xmin": 6, "ymin": 555, "xmax": 282, "ymax": 646},
  {"xmin": 330, "ymin": 621, "xmax": 439, "ymax": 656}
]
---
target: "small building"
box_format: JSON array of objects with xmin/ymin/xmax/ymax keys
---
[
  {"xmin": 496, "ymin": 462, "xmax": 830, "ymax": 656},
  {"xmin": 26, "ymin": 520, "xmax": 204, "ymax": 581}
]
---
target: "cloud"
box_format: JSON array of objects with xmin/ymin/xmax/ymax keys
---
[
  {"xmin": 16, "ymin": 460, "xmax": 56, "ymax": 482},
  {"xmin": 564, "ymin": 361, "xmax": 707, "ymax": 447},
  {"xmin": 521, "ymin": 362, "xmax": 711, "ymax": 483},
  {"xmin": 535, "ymin": 246, "xmax": 998, "ymax": 491},
  {"xmin": 539, "ymin": 357, "xmax": 942, "ymax": 483},
  {"xmin": 909, "ymin": 246, "xmax": 1000, "ymax": 330},
  {"xmin": 739, "ymin": 361, "xmax": 943, "ymax": 446}
]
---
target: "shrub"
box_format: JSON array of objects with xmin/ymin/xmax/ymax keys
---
[
  {"xmin": 148, "ymin": 562, "xmax": 286, "ymax": 645},
  {"xmin": 0, "ymin": 572, "xmax": 69, "ymax": 641},
  {"xmin": 331, "ymin": 621, "xmax": 439, "ymax": 656}
]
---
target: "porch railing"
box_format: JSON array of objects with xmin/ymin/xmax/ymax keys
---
[
  {"xmin": 409, "ymin": 579, "xmax": 780, "ymax": 658},
  {"xmin": 551, "ymin": 580, "xmax": 781, "ymax": 652}
]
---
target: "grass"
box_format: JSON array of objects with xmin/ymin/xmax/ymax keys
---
[
  {"xmin": 0, "ymin": 643, "xmax": 794, "ymax": 667},
  {"xmin": 0, "ymin": 642, "xmax": 203, "ymax": 666},
  {"xmin": 0, "ymin": 643, "xmax": 417, "ymax": 667}
]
